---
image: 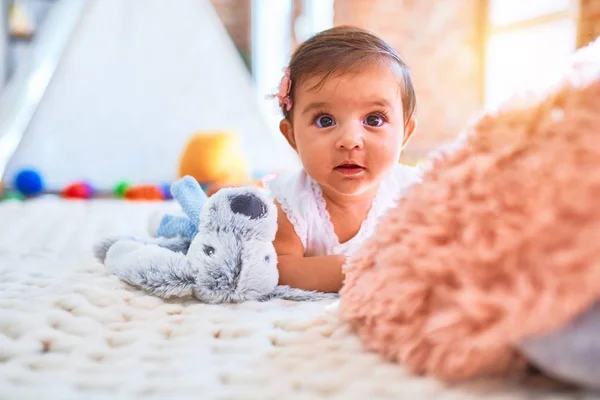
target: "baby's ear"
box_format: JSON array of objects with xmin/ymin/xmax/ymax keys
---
[
  {"xmin": 402, "ymin": 117, "xmax": 417, "ymax": 149},
  {"xmin": 279, "ymin": 119, "xmax": 296, "ymax": 150}
]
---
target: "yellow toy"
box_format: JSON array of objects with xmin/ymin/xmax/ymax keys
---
[{"xmin": 178, "ymin": 132, "xmax": 250, "ymax": 185}]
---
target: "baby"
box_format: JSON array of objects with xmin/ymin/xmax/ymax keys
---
[
  {"xmin": 268, "ymin": 26, "xmax": 420, "ymax": 293},
  {"xmin": 149, "ymin": 26, "xmax": 421, "ymax": 294}
]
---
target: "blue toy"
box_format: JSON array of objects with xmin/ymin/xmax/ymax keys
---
[
  {"xmin": 155, "ymin": 176, "xmax": 208, "ymax": 240},
  {"xmin": 13, "ymin": 168, "xmax": 45, "ymax": 196}
]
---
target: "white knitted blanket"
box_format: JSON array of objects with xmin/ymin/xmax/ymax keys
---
[{"xmin": 0, "ymin": 198, "xmax": 593, "ymax": 399}]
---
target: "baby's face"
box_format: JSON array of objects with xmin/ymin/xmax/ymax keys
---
[{"xmin": 280, "ymin": 62, "xmax": 415, "ymax": 197}]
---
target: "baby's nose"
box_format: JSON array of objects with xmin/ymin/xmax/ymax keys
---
[
  {"xmin": 336, "ymin": 125, "xmax": 364, "ymax": 150},
  {"xmin": 229, "ymin": 194, "xmax": 267, "ymax": 220}
]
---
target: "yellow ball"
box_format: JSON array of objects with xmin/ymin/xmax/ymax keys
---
[{"xmin": 178, "ymin": 132, "xmax": 250, "ymax": 185}]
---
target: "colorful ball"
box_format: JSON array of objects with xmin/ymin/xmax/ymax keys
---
[
  {"xmin": 113, "ymin": 181, "xmax": 132, "ymax": 198},
  {"xmin": 1, "ymin": 190, "xmax": 25, "ymax": 201},
  {"xmin": 178, "ymin": 132, "xmax": 250, "ymax": 185},
  {"xmin": 13, "ymin": 168, "xmax": 44, "ymax": 196},
  {"xmin": 62, "ymin": 181, "xmax": 93, "ymax": 199},
  {"xmin": 160, "ymin": 183, "xmax": 173, "ymax": 200},
  {"xmin": 82, "ymin": 182, "xmax": 95, "ymax": 197},
  {"xmin": 124, "ymin": 185, "xmax": 164, "ymax": 201}
]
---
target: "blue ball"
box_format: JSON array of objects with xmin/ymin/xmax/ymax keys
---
[
  {"xmin": 160, "ymin": 183, "xmax": 173, "ymax": 200},
  {"xmin": 13, "ymin": 169, "xmax": 44, "ymax": 196}
]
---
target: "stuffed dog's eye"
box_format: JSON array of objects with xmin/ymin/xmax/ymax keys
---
[
  {"xmin": 264, "ymin": 255, "xmax": 270, "ymax": 262},
  {"xmin": 203, "ymin": 245, "xmax": 215, "ymax": 256}
]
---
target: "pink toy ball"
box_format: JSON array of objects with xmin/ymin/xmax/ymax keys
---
[{"xmin": 82, "ymin": 182, "xmax": 95, "ymax": 197}]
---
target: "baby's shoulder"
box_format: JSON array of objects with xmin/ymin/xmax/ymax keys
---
[
  {"xmin": 265, "ymin": 168, "xmax": 316, "ymax": 220},
  {"xmin": 266, "ymin": 168, "xmax": 314, "ymax": 249}
]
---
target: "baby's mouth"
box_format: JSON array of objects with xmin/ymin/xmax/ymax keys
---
[{"xmin": 334, "ymin": 162, "xmax": 365, "ymax": 175}]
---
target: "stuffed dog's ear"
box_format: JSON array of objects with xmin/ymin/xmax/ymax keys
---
[
  {"xmin": 229, "ymin": 193, "xmax": 268, "ymax": 220},
  {"xmin": 198, "ymin": 186, "xmax": 277, "ymax": 241}
]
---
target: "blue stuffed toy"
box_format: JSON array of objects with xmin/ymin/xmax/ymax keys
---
[{"xmin": 153, "ymin": 176, "xmax": 208, "ymax": 240}]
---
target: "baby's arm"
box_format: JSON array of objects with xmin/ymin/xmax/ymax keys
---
[{"xmin": 273, "ymin": 201, "xmax": 345, "ymax": 293}]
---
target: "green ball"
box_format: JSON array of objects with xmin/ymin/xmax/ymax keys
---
[
  {"xmin": 113, "ymin": 181, "xmax": 132, "ymax": 198},
  {"xmin": 1, "ymin": 190, "xmax": 25, "ymax": 201}
]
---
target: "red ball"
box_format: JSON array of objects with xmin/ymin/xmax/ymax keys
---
[{"xmin": 62, "ymin": 182, "xmax": 93, "ymax": 199}]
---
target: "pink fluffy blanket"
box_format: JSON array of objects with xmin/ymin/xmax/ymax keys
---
[{"xmin": 339, "ymin": 38, "xmax": 600, "ymax": 381}]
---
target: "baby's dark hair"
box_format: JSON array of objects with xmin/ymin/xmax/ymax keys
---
[{"xmin": 281, "ymin": 26, "xmax": 416, "ymax": 124}]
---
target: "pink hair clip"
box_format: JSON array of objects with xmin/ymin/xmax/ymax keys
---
[{"xmin": 273, "ymin": 68, "xmax": 293, "ymax": 111}]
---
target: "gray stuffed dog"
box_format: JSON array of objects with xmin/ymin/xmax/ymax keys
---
[{"xmin": 95, "ymin": 177, "xmax": 336, "ymax": 303}]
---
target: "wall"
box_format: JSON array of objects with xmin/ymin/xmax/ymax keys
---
[
  {"xmin": 249, "ymin": 0, "xmax": 294, "ymax": 137},
  {"xmin": 334, "ymin": 0, "xmax": 486, "ymax": 160},
  {"xmin": 211, "ymin": 0, "xmax": 252, "ymax": 67},
  {"xmin": 578, "ymin": 0, "xmax": 600, "ymax": 47}
]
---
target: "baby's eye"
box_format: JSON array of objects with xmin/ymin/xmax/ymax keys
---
[
  {"xmin": 364, "ymin": 114, "xmax": 385, "ymax": 127},
  {"xmin": 315, "ymin": 115, "xmax": 335, "ymax": 128},
  {"xmin": 203, "ymin": 245, "xmax": 215, "ymax": 256}
]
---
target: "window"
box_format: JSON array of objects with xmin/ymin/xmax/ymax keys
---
[
  {"xmin": 251, "ymin": 0, "xmax": 294, "ymax": 136},
  {"xmin": 485, "ymin": 0, "xmax": 578, "ymax": 108},
  {"xmin": 294, "ymin": 0, "xmax": 334, "ymax": 44},
  {"xmin": 250, "ymin": 0, "xmax": 333, "ymax": 135}
]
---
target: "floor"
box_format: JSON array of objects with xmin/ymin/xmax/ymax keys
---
[{"xmin": 0, "ymin": 197, "xmax": 595, "ymax": 399}]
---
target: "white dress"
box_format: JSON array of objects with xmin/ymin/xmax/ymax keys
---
[{"xmin": 267, "ymin": 164, "xmax": 421, "ymax": 257}]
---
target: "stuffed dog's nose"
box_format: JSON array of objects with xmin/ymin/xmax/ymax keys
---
[{"xmin": 229, "ymin": 194, "xmax": 267, "ymax": 220}]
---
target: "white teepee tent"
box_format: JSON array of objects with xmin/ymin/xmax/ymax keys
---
[{"xmin": 4, "ymin": 0, "xmax": 298, "ymax": 190}]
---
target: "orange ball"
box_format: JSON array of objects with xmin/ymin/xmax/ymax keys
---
[
  {"xmin": 124, "ymin": 185, "xmax": 164, "ymax": 201},
  {"xmin": 178, "ymin": 132, "xmax": 250, "ymax": 185}
]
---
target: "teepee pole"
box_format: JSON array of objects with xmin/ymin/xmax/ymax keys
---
[{"xmin": 0, "ymin": 0, "xmax": 87, "ymax": 187}]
